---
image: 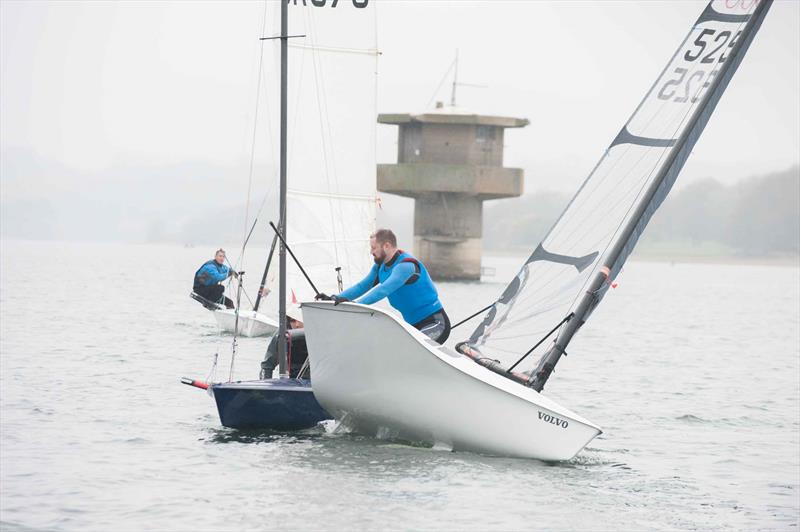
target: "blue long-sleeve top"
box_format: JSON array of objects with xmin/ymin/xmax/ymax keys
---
[
  {"xmin": 339, "ymin": 251, "xmax": 442, "ymax": 325},
  {"xmin": 194, "ymin": 260, "xmax": 230, "ymax": 288}
]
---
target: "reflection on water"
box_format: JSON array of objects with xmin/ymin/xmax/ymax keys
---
[{"xmin": 1, "ymin": 241, "xmax": 798, "ymax": 530}]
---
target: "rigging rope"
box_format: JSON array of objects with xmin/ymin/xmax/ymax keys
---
[
  {"xmin": 227, "ymin": 0, "xmax": 280, "ymax": 308},
  {"xmin": 451, "ymin": 303, "xmax": 494, "ymax": 330},
  {"xmin": 306, "ymin": 7, "xmax": 343, "ymax": 272},
  {"xmin": 228, "ymin": 272, "xmax": 245, "ymax": 382},
  {"xmin": 205, "ymin": 321, "xmax": 224, "ymax": 384},
  {"xmin": 425, "ymin": 54, "xmax": 457, "ymax": 110},
  {"xmin": 241, "ymin": 0, "xmax": 270, "ymax": 253}
]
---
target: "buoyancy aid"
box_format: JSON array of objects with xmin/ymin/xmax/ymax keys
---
[{"xmin": 373, "ymin": 250, "xmax": 442, "ymax": 325}]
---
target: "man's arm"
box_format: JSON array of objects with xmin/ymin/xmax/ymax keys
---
[
  {"xmin": 209, "ymin": 264, "xmax": 230, "ymax": 284},
  {"xmin": 260, "ymin": 334, "xmax": 279, "ymax": 378},
  {"xmin": 197, "ymin": 263, "xmax": 225, "ymax": 285},
  {"xmin": 357, "ymin": 262, "xmax": 415, "ymax": 305},
  {"xmin": 338, "ymin": 263, "xmax": 379, "ymax": 301}
]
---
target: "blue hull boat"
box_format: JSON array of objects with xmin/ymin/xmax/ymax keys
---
[{"xmin": 210, "ymin": 378, "xmax": 331, "ymax": 430}]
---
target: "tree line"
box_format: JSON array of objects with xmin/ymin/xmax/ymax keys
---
[{"xmin": 484, "ymin": 166, "xmax": 800, "ymax": 257}]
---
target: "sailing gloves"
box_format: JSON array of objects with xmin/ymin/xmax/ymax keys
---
[
  {"xmin": 313, "ymin": 293, "xmax": 350, "ymax": 305},
  {"xmin": 332, "ymin": 295, "xmax": 350, "ymax": 306}
]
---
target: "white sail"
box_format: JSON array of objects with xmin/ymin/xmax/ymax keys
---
[
  {"xmin": 261, "ymin": 1, "xmax": 378, "ymax": 305},
  {"xmin": 464, "ymin": 0, "xmax": 773, "ymax": 377}
]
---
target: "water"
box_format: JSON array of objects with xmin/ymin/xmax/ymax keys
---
[{"xmin": 1, "ymin": 240, "xmax": 798, "ymax": 531}]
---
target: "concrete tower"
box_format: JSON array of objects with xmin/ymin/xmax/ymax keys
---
[{"xmin": 377, "ymin": 105, "xmax": 529, "ymax": 280}]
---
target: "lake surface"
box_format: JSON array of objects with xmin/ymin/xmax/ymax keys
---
[{"xmin": 1, "ymin": 240, "xmax": 798, "ymax": 531}]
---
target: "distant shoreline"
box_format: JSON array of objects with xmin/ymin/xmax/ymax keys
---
[
  {"xmin": 3, "ymin": 238, "xmax": 798, "ymax": 268},
  {"xmin": 483, "ymin": 247, "xmax": 799, "ymax": 268},
  {"xmin": 629, "ymin": 253, "xmax": 799, "ymax": 267}
]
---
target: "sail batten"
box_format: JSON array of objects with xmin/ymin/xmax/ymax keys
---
[
  {"xmin": 698, "ymin": 4, "xmax": 751, "ymax": 24},
  {"xmin": 610, "ymin": 128, "xmax": 677, "ymax": 148},
  {"xmin": 462, "ymin": 0, "xmax": 773, "ymax": 387}
]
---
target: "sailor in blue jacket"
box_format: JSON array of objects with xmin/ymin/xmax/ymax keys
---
[
  {"xmin": 317, "ymin": 229, "xmax": 450, "ymax": 344},
  {"xmin": 193, "ymin": 248, "xmax": 236, "ymax": 309}
]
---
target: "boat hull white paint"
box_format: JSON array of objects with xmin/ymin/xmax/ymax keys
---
[
  {"xmin": 213, "ymin": 309, "xmax": 278, "ymax": 338},
  {"xmin": 302, "ymin": 302, "xmax": 602, "ymax": 461}
]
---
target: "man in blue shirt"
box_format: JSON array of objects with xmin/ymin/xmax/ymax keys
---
[
  {"xmin": 193, "ymin": 248, "xmax": 237, "ymax": 309},
  {"xmin": 317, "ymin": 229, "xmax": 450, "ymax": 344}
]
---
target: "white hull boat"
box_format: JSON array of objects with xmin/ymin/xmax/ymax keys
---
[
  {"xmin": 299, "ymin": 0, "xmax": 773, "ymax": 461},
  {"xmin": 213, "ymin": 308, "xmax": 278, "ymax": 338},
  {"xmin": 302, "ymin": 302, "xmax": 601, "ymax": 461}
]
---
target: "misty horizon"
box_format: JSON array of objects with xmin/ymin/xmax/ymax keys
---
[
  {"xmin": 2, "ymin": 1, "xmax": 799, "ymax": 259},
  {"xmin": 2, "ymin": 141, "xmax": 797, "ymax": 262}
]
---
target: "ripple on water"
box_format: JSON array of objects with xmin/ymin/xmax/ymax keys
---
[{"xmin": 1, "ymin": 244, "xmax": 798, "ymax": 531}]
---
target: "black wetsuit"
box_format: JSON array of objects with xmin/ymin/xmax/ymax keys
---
[{"xmin": 413, "ymin": 309, "xmax": 451, "ymax": 344}]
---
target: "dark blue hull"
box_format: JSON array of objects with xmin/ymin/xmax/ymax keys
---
[{"xmin": 211, "ymin": 378, "xmax": 331, "ymax": 430}]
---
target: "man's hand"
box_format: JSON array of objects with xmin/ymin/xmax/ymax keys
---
[
  {"xmin": 315, "ymin": 292, "xmax": 332, "ymax": 301},
  {"xmin": 259, "ymin": 287, "xmax": 270, "ymax": 297},
  {"xmin": 332, "ymin": 295, "xmax": 350, "ymax": 306}
]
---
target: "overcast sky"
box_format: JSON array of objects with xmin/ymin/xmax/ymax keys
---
[{"xmin": 2, "ymin": 0, "xmax": 798, "ymax": 198}]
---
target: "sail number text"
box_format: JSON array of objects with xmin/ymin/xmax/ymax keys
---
[
  {"xmin": 657, "ymin": 29, "xmax": 742, "ymax": 103},
  {"xmin": 288, "ymin": 0, "xmax": 369, "ymax": 7}
]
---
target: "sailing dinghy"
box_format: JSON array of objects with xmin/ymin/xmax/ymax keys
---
[
  {"xmin": 190, "ymin": 238, "xmax": 279, "ymax": 337},
  {"xmin": 190, "ymin": 231, "xmax": 280, "ymax": 337},
  {"xmin": 192, "ymin": 285, "xmax": 278, "ymax": 337},
  {"xmin": 212, "ymin": 308, "xmax": 277, "ymax": 338},
  {"xmin": 209, "ymin": 242, "xmax": 280, "ymax": 338},
  {"xmin": 303, "ymin": 0, "xmax": 773, "ymax": 459},
  {"xmin": 184, "ymin": 0, "xmax": 378, "ymax": 430}
]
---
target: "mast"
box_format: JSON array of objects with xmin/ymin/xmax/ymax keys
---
[
  {"xmin": 528, "ymin": 0, "xmax": 773, "ymax": 392},
  {"xmin": 277, "ymin": 0, "xmax": 289, "ymax": 377}
]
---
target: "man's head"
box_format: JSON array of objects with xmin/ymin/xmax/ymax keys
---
[
  {"xmin": 370, "ymin": 229, "xmax": 398, "ymax": 264},
  {"xmin": 286, "ymin": 304, "xmax": 303, "ymax": 329},
  {"xmin": 214, "ymin": 248, "xmax": 226, "ymax": 265}
]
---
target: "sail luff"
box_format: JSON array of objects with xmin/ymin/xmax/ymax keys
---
[{"xmin": 528, "ymin": 0, "xmax": 773, "ymax": 392}]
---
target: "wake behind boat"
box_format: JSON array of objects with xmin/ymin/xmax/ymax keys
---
[{"xmin": 302, "ymin": 0, "xmax": 774, "ymax": 460}]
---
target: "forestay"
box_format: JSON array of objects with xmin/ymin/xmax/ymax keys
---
[
  {"xmin": 264, "ymin": 0, "xmax": 378, "ymax": 304},
  {"xmin": 462, "ymin": 0, "xmax": 772, "ymax": 380}
]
